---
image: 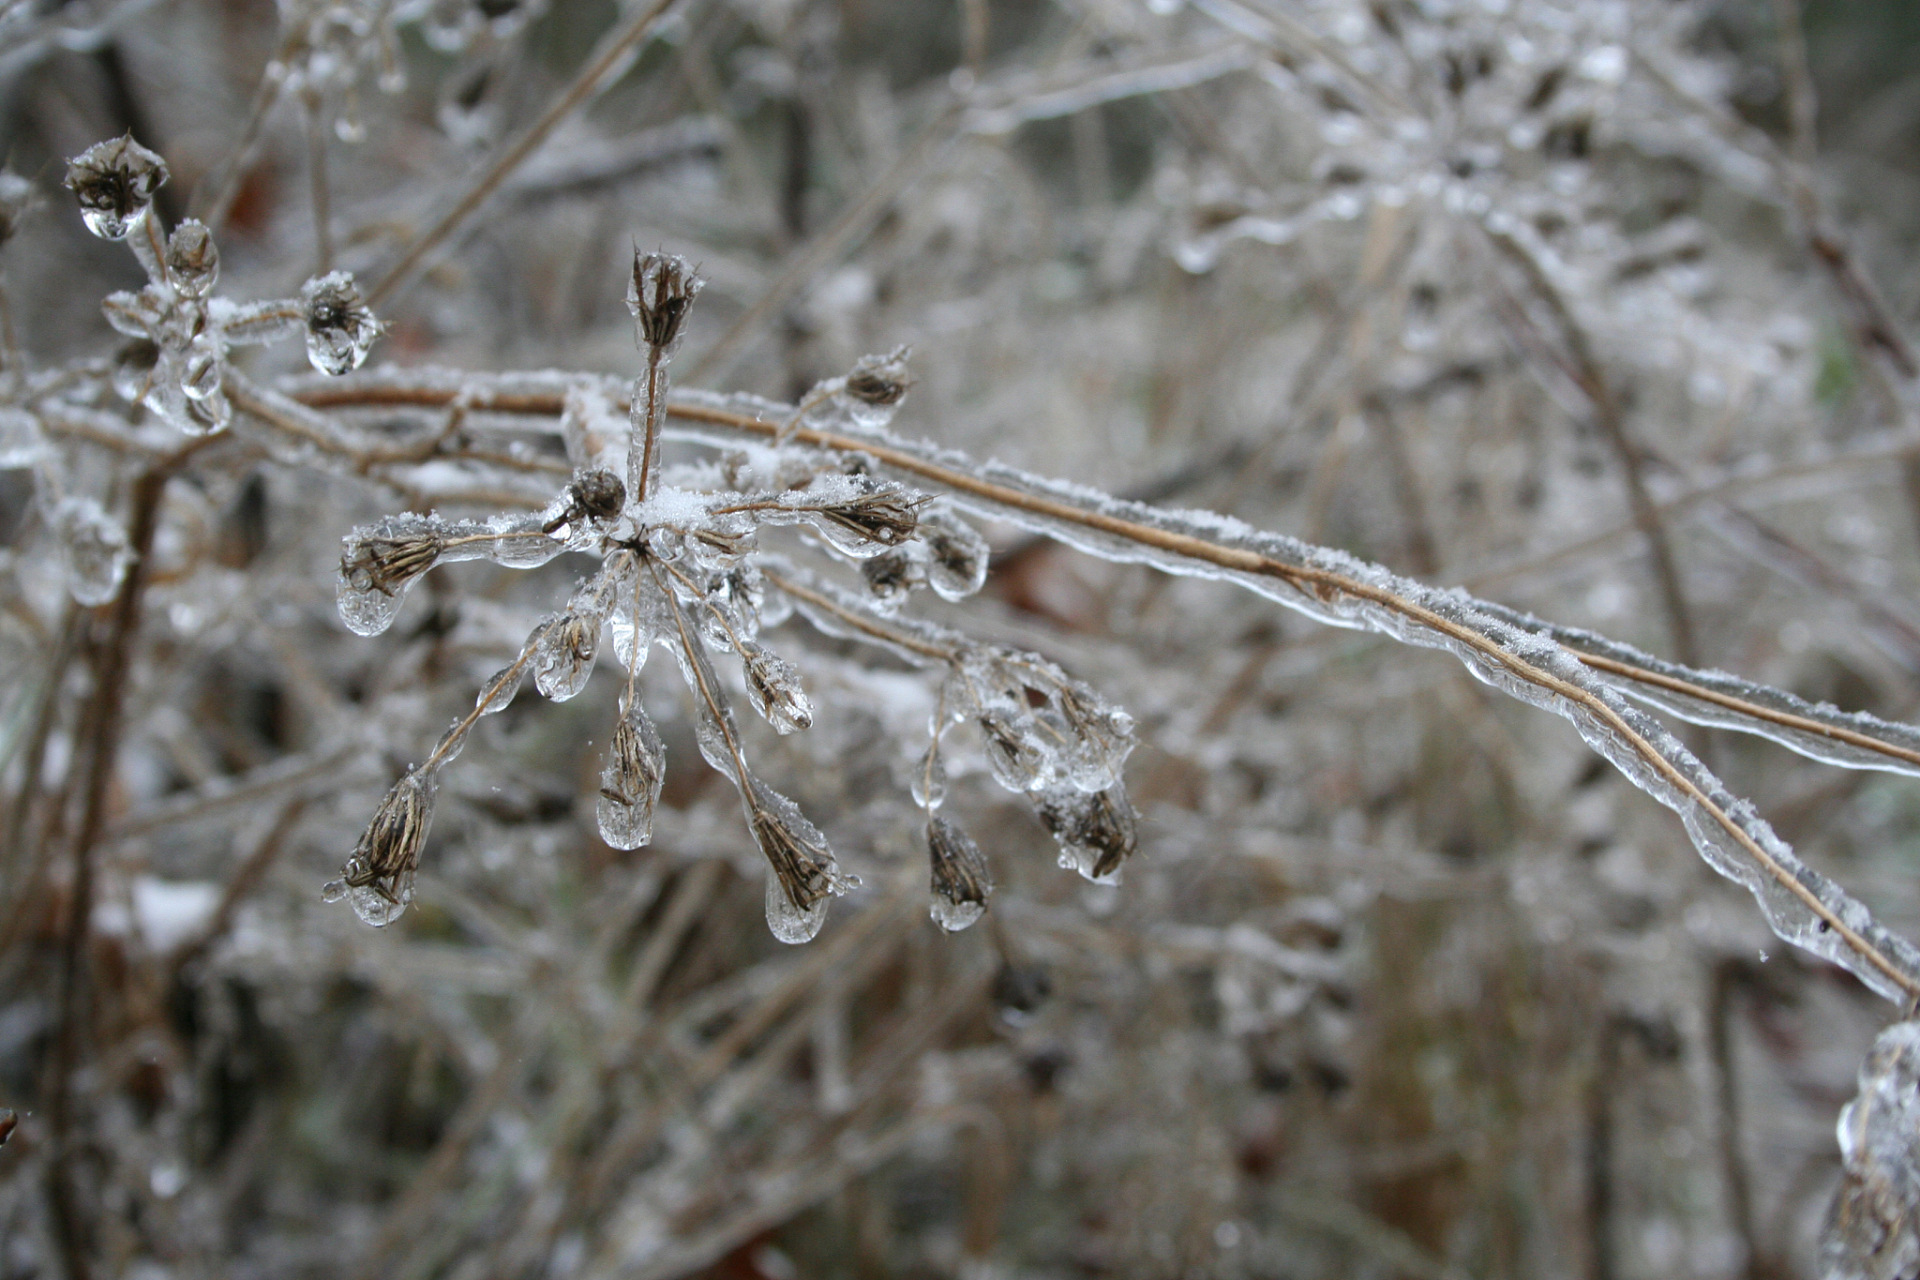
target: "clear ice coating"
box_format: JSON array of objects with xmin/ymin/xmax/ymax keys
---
[
  {"xmin": 1823, "ymin": 1021, "xmax": 1920, "ymax": 1280},
  {"xmin": 920, "ymin": 511, "xmax": 990, "ymax": 602},
  {"xmin": 911, "ymin": 743, "xmax": 947, "ymax": 810},
  {"xmin": 747, "ymin": 779, "xmax": 849, "ymax": 944},
  {"xmin": 301, "ymin": 270, "xmax": 380, "ymax": 375},
  {"xmin": 803, "ymin": 412, "xmax": 1920, "ymax": 1004},
  {"xmin": 535, "ymin": 577, "xmax": 615, "ymax": 701},
  {"xmin": 336, "ymin": 514, "xmax": 444, "ymax": 637},
  {"xmin": 1034, "ymin": 783, "xmax": 1137, "ymax": 885},
  {"xmin": 598, "ymin": 696, "xmax": 665, "ymax": 850},
  {"xmin": 53, "ymin": 496, "xmax": 135, "ymax": 606}
]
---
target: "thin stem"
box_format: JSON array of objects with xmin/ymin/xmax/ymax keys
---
[
  {"xmin": 632, "ymin": 345, "xmax": 664, "ymax": 507},
  {"xmin": 302, "ymin": 87, "xmax": 333, "ymax": 275},
  {"xmin": 424, "ymin": 640, "xmax": 541, "ymax": 772}
]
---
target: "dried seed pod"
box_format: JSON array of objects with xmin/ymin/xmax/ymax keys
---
[
  {"xmin": 921, "ymin": 512, "xmax": 991, "ymax": 602},
  {"xmin": 745, "ymin": 779, "xmax": 848, "ymax": 943},
  {"xmin": 166, "ymin": 219, "xmax": 219, "ymax": 299},
  {"xmin": 324, "ymin": 767, "xmax": 437, "ymax": 926},
  {"xmin": 535, "ymin": 582, "xmax": 610, "ymax": 701},
  {"xmin": 1034, "ymin": 782, "xmax": 1138, "ymax": 884},
  {"xmin": 568, "ymin": 467, "xmax": 625, "ymax": 525},
  {"xmin": 844, "ymin": 345, "xmax": 913, "ymax": 408},
  {"xmin": 814, "ymin": 485, "xmax": 925, "ymax": 553},
  {"xmin": 598, "ymin": 695, "xmax": 665, "ymax": 850},
  {"xmin": 627, "ymin": 250, "xmax": 702, "ymax": 352},
  {"xmin": 338, "ymin": 518, "xmax": 444, "ymax": 635},
  {"xmin": 860, "ymin": 546, "xmax": 923, "ymax": 612},
  {"xmin": 927, "ymin": 816, "xmax": 991, "ymax": 932},
  {"xmin": 739, "ymin": 640, "xmax": 812, "ymax": 734},
  {"xmin": 301, "ymin": 270, "xmax": 380, "ymax": 375},
  {"xmin": 64, "ymin": 134, "xmax": 168, "ymax": 240}
]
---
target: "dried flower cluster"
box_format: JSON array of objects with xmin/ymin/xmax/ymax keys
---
[{"xmin": 328, "ymin": 247, "xmax": 1137, "ymax": 940}]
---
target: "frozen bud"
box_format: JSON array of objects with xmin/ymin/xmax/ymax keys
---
[
  {"xmin": 921, "ymin": 513, "xmax": 990, "ymax": 601},
  {"xmin": 627, "ymin": 250, "xmax": 702, "ymax": 352},
  {"xmin": 0, "ymin": 171, "xmax": 32, "ymax": 247},
  {"xmin": 927, "ymin": 816, "xmax": 991, "ymax": 932},
  {"xmin": 1034, "ymin": 783, "xmax": 1137, "ymax": 884},
  {"xmin": 861, "ymin": 546, "xmax": 923, "ymax": 612},
  {"xmin": 64, "ymin": 134, "xmax": 168, "ymax": 240},
  {"xmin": 746, "ymin": 780, "xmax": 849, "ymax": 943},
  {"xmin": 739, "ymin": 641, "xmax": 812, "ymax": 734},
  {"xmin": 324, "ymin": 767, "xmax": 436, "ymax": 926},
  {"xmin": 978, "ymin": 704, "xmax": 1051, "ymax": 792},
  {"xmin": 535, "ymin": 608, "xmax": 604, "ymax": 701},
  {"xmin": 568, "ymin": 468, "xmax": 625, "ymax": 524},
  {"xmin": 817, "ymin": 484, "xmax": 925, "ymax": 551},
  {"xmin": 301, "ymin": 270, "xmax": 380, "ymax": 375},
  {"xmin": 111, "ymin": 338, "xmax": 160, "ymax": 403},
  {"xmin": 53, "ymin": 496, "xmax": 134, "ymax": 606},
  {"xmin": 845, "ymin": 345, "xmax": 913, "ymax": 407},
  {"xmin": 598, "ymin": 696, "xmax": 665, "ymax": 850},
  {"xmin": 338, "ymin": 517, "xmax": 444, "ymax": 636},
  {"xmin": 165, "ymin": 219, "xmax": 219, "ymax": 298}
]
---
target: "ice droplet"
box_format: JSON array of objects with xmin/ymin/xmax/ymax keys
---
[
  {"xmin": 927, "ymin": 816, "xmax": 990, "ymax": 933},
  {"xmin": 739, "ymin": 641, "xmax": 812, "ymax": 734},
  {"xmin": 922, "ymin": 513, "xmax": 990, "ymax": 602},
  {"xmin": 301, "ymin": 270, "xmax": 379, "ymax": 375},
  {"xmin": 597, "ymin": 696, "xmax": 665, "ymax": 850},
  {"xmin": 911, "ymin": 743, "xmax": 947, "ymax": 809},
  {"xmin": 765, "ymin": 868, "xmax": 828, "ymax": 944},
  {"xmin": 54, "ymin": 497, "xmax": 134, "ymax": 606}
]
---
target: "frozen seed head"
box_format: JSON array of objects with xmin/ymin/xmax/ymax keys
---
[
  {"xmin": 1035, "ymin": 784, "xmax": 1138, "ymax": 884},
  {"xmin": 928, "ymin": 816, "xmax": 991, "ymax": 932},
  {"xmin": 749, "ymin": 791, "xmax": 837, "ymax": 916},
  {"xmin": 845, "ymin": 345, "xmax": 913, "ymax": 407},
  {"xmin": 740, "ymin": 641, "xmax": 812, "ymax": 734},
  {"xmin": 0, "ymin": 172, "xmax": 32, "ymax": 247},
  {"xmin": 166, "ymin": 219, "xmax": 219, "ymax": 299},
  {"xmin": 65, "ymin": 134, "xmax": 168, "ymax": 241},
  {"xmin": 301, "ymin": 271, "xmax": 380, "ymax": 375},
  {"xmin": 326, "ymin": 768, "xmax": 436, "ymax": 926},
  {"xmin": 569, "ymin": 467, "xmax": 626, "ymax": 524},
  {"xmin": 820, "ymin": 486, "xmax": 926, "ymax": 548},
  {"xmin": 341, "ymin": 527, "xmax": 442, "ymax": 597},
  {"xmin": 598, "ymin": 698, "xmax": 665, "ymax": 850},
  {"xmin": 627, "ymin": 250, "xmax": 702, "ymax": 352}
]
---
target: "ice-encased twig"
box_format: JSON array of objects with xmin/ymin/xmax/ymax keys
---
[
  {"xmin": 278, "ymin": 371, "xmax": 1920, "ymax": 1000},
  {"xmin": 666, "ymin": 394, "xmax": 1920, "ymax": 1005}
]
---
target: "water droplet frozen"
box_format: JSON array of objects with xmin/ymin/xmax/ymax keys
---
[
  {"xmin": 301, "ymin": 270, "xmax": 380, "ymax": 375},
  {"xmin": 922, "ymin": 513, "xmax": 990, "ymax": 601},
  {"xmin": 475, "ymin": 658, "xmax": 526, "ymax": 715},
  {"xmin": 330, "ymin": 767, "xmax": 437, "ymax": 927},
  {"xmin": 64, "ymin": 134, "xmax": 168, "ymax": 241},
  {"xmin": 598, "ymin": 696, "xmax": 665, "ymax": 850},
  {"xmin": 911, "ymin": 743, "xmax": 947, "ymax": 810},
  {"xmin": 927, "ymin": 816, "xmax": 990, "ymax": 932},
  {"xmin": 739, "ymin": 641, "xmax": 811, "ymax": 734},
  {"xmin": 54, "ymin": 497, "xmax": 134, "ymax": 606}
]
